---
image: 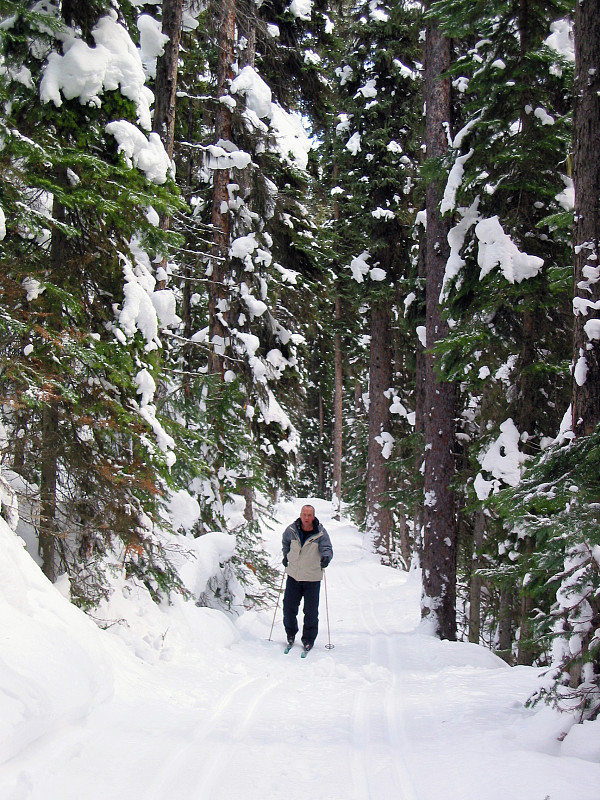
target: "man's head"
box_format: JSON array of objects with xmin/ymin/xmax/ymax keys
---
[{"xmin": 300, "ymin": 504, "xmax": 315, "ymax": 531}]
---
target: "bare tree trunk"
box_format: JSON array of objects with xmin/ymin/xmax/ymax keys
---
[
  {"xmin": 153, "ymin": 0, "xmax": 183, "ymax": 160},
  {"xmin": 39, "ymin": 189, "xmax": 68, "ymax": 582},
  {"xmin": 238, "ymin": 0, "xmax": 256, "ymax": 69},
  {"xmin": 353, "ymin": 381, "xmax": 366, "ymax": 527},
  {"xmin": 572, "ymin": 0, "xmax": 600, "ymax": 436},
  {"xmin": 398, "ymin": 514, "xmax": 411, "ymax": 571},
  {"xmin": 365, "ymin": 299, "xmax": 393, "ymax": 562},
  {"xmin": 241, "ymin": 485, "xmax": 253, "ymax": 522},
  {"xmin": 181, "ymin": 100, "xmax": 197, "ymax": 395},
  {"xmin": 236, "ymin": 0, "xmax": 256, "ymax": 219},
  {"xmin": 511, "ymin": 0, "xmax": 546, "ymax": 666},
  {"xmin": 208, "ymin": 0, "xmax": 236, "ymax": 377},
  {"xmin": 421, "ymin": 18, "xmax": 457, "ymax": 641},
  {"xmin": 40, "ymin": 401, "xmax": 59, "ymax": 582},
  {"xmin": 152, "ymin": 0, "xmax": 183, "ymax": 287},
  {"xmin": 513, "ymin": 308, "xmax": 536, "ymax": 664},
  {"xmin": 468, "ymin": 509, "xmax": 485, "ymax": 644},
  {"xmin": 318, "ymin": 392, "xmax": 324, "ymax": 496},
  {"xmin": 497, "ymin": 587, "xmax": 515, "ymax": 664},
  {"xmin": 332, "ymin": 295, "xmax": 343, "ymax": 519},
  {"xmin": 414, "ymin": 232, "xmax": 427, "ymax": 567}
]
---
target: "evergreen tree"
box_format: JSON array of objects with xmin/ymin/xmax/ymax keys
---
[
  {"xmin": 494, "ymin": 1, "xmax": 600, "ymax": 720},
  {"xmin": 427, "ymin": 0, "xmax": 574, "ymax": 650},
  {"xmin": 0, "ymin": 1, "xmax": 185, "ymax": 605},
  {"xmin": 313, "ymin": 0, "xmax": 423, "ymax": 559}
]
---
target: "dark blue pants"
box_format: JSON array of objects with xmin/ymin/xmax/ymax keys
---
[{"xmin": 283, "ymin": 576, "xmax": 321, "ymax": 645}]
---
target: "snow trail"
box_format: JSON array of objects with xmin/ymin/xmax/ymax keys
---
[{"xmin": 2, "ymin": 498, "xmax": 599, "ymax": 799}]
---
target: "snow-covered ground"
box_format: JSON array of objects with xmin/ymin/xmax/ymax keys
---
[{"xmin": 2, "ymin": 497, "xmax": 599, "ymax": 799}]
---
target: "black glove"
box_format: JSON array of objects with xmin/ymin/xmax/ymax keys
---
[
  {"xmin": 282, "ymin": 556, "xmax": 288, "ymax": 567},
  {"xmin": 320, "ymin": 556, "xmax": 330, "ymax": 569}
]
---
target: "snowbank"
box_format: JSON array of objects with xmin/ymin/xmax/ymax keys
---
[
  {"xmin": 0, "ymin": 504, "xmax": 239, "ymax": 768},
  {"xmin": 0, "ymin": 517, "xmax": 114, "ymax": 766}
]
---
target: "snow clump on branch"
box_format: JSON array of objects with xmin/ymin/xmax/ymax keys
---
[
  {"xmin": 230, "ymin": 66, "xmax": 311, "ymax": 170},
  {"xmin": 40, "ymin": 11, "xmax": 154, "ymax": 131}
]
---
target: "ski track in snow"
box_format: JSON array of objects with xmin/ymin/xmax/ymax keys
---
[
  {"xmin": 148, "ymin": 675, "xmax": 282, "ymax": 800},
  {"xmin": 4, "ymin": 497, "xmax": 600, "ymax": 799},
  {"xmin": 158, "ymin": 506, "xmax": 421, "ymax": 800}
]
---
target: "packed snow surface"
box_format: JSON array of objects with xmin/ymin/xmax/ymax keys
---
[{"xmin": 1, "ymin": 498, "xmax": 599, "ymax": 799}]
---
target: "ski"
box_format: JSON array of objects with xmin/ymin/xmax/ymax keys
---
[
  {"xmin": 301, "ymin": 645, "xmax": 312, "ymax": 658},
  {"xmin": 284, "ymin": 642, "xmax": 294, "ymax": 654}
]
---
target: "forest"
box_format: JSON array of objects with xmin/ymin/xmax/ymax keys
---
[{"xmin": 1, "ymin": 0, "xmax": 599, "ymax": 724}]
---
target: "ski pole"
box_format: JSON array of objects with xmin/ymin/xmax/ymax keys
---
[
  {"xmin": 323, "ymin": 569, "xmax": 335, "ymax": 650},
  {"xmin": 268, "ymin": 569, "xmax": 285, "ymax": 641}
]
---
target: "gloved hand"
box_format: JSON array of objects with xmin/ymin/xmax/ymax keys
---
[
  {"xmin": 321, "ymin": 556, "xmax": 330, "ymax": 569},
  {"xmin": 282, "ymin": 556, "xmax": 288, "ymax": 567}
]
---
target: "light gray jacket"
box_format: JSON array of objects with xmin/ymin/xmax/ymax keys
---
[{"xmin": 282, "ymin": 517, "xmax": 333, "ymax": 582}]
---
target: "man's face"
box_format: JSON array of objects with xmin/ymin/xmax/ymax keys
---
[{"xmin": 300, "ymin": 506, "xmax": 315, "ymax": 530}]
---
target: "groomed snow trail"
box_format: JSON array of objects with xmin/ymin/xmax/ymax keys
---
[
  {"xmin": 2, "ymin": 497, "xmax": 599, "ymax": 799},
  {"xmin": 144, "ymin": 499, "xmax": 424, "ymax": 800}
]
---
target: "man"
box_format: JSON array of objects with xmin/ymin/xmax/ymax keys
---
[{"xmin": 282, "ymin": 504, "xmax": 333, "ymax": 652}]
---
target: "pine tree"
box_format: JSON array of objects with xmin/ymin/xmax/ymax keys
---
[
  {"xmin": 0, "ymin": 1, "xmax": 184, "ymax": 605},
  {"xmin": 495, "ymin": 0, "xmax": 600, "ymax": 721},
  {"xmin": 426, "ymin": 0, "xmax": 574, "ymax": 650},
  {"xmin": 314, "ymin": 0, "xmax": 423, "ymax": 559}
]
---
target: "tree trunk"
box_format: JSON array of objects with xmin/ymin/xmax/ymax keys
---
[
  {"xmin": 241, "ymin": 485, "xmax": 253, "ymax": 522},
  {"xmin": 238, "ymin": 0, "xmax": 256, "ymax": 69},
  {"xmin": 516, "ymin": 538, "xmax": 536, "ymax": 665},
  {"xmin": 414, "ymin": 228, "xmax": 427, "ymax": 568},
  {"xmin": 181, "ymin": 101, "xmax": 196, "ymax": 395},
  {"xmin": 572, "ymin": 0, "xmax": 600, "ymax": 436},
  {"xmin": 236, "ymin": 1, "xmax": 256, "ymax": 217},
  {"xmin": 318, "ymin": 391, "xmax": 324, "ymax": 496},
  {"xmin": 421, "ymin": 18, "xmax": 457, "ymax": 641},
  {"xmin": 515, "ymin": 309, "xmax": 538, "ymax": 665},
  {"xmin": 152, "ymin": 0, "xmax": 183, "ymax": 287},
  {"xmin": 153, "ymin": 0, "xmax": 183, "ymax": 160},
  {"xmin": 398, "ymin": 514, "xmax": 411, "ymax": 571},
  {"xmin": 468, "ymin": 509, "xmax": 485, "ymax": 644},
  {"xmin": 353, "ymin": 381, "xmax": 366, "ymax": 527},
  {"xmin": 332, "ymin": 294, "xmax": 343, "ymax": 519},
  {"xmin": 497, "ymin": 587, "xmax": 515, "ymax": 664},
  {"xmin": 365, "ymin": 299, "xmax": 393, "ymax": 561},
  {"xmin": 40, "ymin": 400, "xmax": 59, "ymax": 582},
  {"xmin": 39, "ymin": 188, "xmax": 69, "ymax": 583},
  {"xmin": 208, "ymin": 0, "xmax": 236, "ymax": 377}
]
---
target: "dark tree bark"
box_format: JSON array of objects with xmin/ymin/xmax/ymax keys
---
[
  {"xmin": 40, "ymin": 400, "xmax": 59, "ymax": 582},
  {"xmin": 398, "ymin": 515, "xmax": 411, "ymax": 571},
  {"xmin": 152, "ymin": 0, "xmax": 184, "ymax": 161},
  {"xmin": 152, "ymin": 0, "xmax": 184, "ymax": 288},
  {"xmin": 468, "ymin": 509, "xmax": 485, "ymax": 644},
  {"xmin": 421, "ymin": 19, "xmax": 457, "ymax": 640},
  {"xmin": 179, "ymin": 97, "xmax": 197, "ymax": 396},
  {"xmin": 238, "ymin": 0, "xmax": 257, "ymax": 69},
  {"xmin": 515, "ymin": 310, "xmax": 537, "ymax": 665},
  {"xmin": 332, "ymin": 159, "xmax": 343, "ymax": 520},
  {"xmin": 414, "ymin": 231, "xmax": 427, "ymax": 567},
  {"xmin": 332, "ymin": 295, "xmax": 343, "ymax": 519},
  {"xmin": 208, "ymin": 0, "xmax": 236, "ymax": 377},
  {"xmin": 497, "ymin": 587, "xmax": 515, "ymax": 664},
  {"xmin": 572, "ymin": 0, "xmax": 600, "ymax": 436},
  {"xmin": 39, "ymin": 189, "xmax": 68, "ymax": 582},
  {"xmin": 365, "ymin": 299, "xmax": 393, "ymax": 561},
  {"xmin": 318, "ymin": 391, "xmax": 325, "ymax": 496}
]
